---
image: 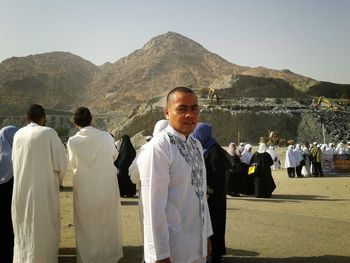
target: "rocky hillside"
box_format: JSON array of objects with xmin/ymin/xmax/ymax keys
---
[
  {"xmin": 1, "ymin": 32, "xmax": 349, "ymax": 115},
  {"xmin": 207, "ymin": 74, "xmax": 307, "ymax": 98},
  {"xmin": 0, "ymin": 52, "xmax": 99, "ymax": 115},
  {"xmin": 241, "ymin": 67, "xmax": 317, "ymax": 92},
  {"xmin": 86, "ymin": 32, "xmax": 250, "ymax": 112},
  {"xmin": 1, "ymin": 32, "xmax": 350, "ymax": 145},
  {"xmin": 111, "ymin": 97, "xmax": 350, "ymax": 146}
]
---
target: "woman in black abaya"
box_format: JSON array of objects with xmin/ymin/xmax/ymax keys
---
[
  {"xmin": 226, "ymin": 142, "xmax": 245, "ymax": 196},
  {"xmin": 193, "ymin": 123, "xmax": 228, "ymax": 263},
  {"xmin": 250, "ymin": 143, "xmax": 276, "ymax": 198},
  {"xmin": 114, "ymin": 134, "xmax": 136, "ymax": 197}
]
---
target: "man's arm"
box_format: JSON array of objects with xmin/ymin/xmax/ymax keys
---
[
  {"xmin": 50, "ymin": 129, "xmax": 68, "ymax": 182},
  {"xmin": 138, "ymin": 141, "xmax": 172, "ymax": 261}
]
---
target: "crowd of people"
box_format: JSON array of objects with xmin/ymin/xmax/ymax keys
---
[
  {"xmin": 284, "ymin": 141, "xmax": 350, "ymax": 178},
  {"xmin": 2, "ymin": 87, "xmax": 349, "ymax": 263}
]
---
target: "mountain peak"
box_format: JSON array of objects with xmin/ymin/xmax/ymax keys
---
[{"xmin": 142, "ymin": 31, "xmax": 204, "ymax": 52}]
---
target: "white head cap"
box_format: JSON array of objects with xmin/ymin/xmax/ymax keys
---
[
  {"xmin": 152, "ymin": 120, "xmax": 169, "ymax": 137},
  {"xmin": 258, "ymin": 143, "xmax": 267, "ymax": 153}
]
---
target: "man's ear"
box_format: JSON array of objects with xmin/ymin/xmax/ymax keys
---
[
  {"xmin": 39, "ymin": 116, "xmax": 46, "ymax": 126},
  {"xmin": 164, "ymin": 108, "xmax": 170, "ymax": 120}
]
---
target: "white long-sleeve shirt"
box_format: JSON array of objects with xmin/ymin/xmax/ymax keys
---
[{"xmin": 137, "ymin": 126, "xmax": 213, "ymax": 263}]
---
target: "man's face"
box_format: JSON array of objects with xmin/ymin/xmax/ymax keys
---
[{"xmin": 164, "ymin": 91, "xmax": 199, "ymax": 137}]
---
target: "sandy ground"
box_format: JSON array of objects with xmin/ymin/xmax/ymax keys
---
[{"xmin": 58, "ymin": 147, "xmax": 350, "ymax": 263}]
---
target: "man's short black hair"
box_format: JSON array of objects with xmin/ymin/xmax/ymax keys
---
[
  {"xmin": 166, "ymin": 86, "xmax": 197, "ymax": 106},
  {"xmin": 26, "ymin": 104, "xmax": 45, "ymax": 123},
  {"xmin": 73, "ymin": 107, "xmax": 92, "ymax": 127}
]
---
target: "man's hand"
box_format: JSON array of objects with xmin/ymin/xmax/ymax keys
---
[
  {"xmin": 156, "ymin": 257, "xmax": 171, "ymax": 263},
  {"xmin": 207, "ymin": 238, "xmax": 212, "ymax": 256}
]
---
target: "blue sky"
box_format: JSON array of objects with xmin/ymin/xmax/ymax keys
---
[{"xmin": 1, "ymin": 0, "xmax": 349, "ymax": 84}]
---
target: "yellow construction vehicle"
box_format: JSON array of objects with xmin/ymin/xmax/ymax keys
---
[
  {"xmin": 315, "ymin": 96, "xmax": 338, "ymax": 111},
  {"xmin": 260, "ymin": 131, "xmax": 292, "ymax": 147},
  {"xmin": 338, "ymin": 94, "xmax": 350, "ymax": 107},
  {"xmin": 208, "ymin": 88, "xmax": 219, "ymax": 102}
]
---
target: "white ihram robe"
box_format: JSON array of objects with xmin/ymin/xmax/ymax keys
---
[
  {"xmin": 137, "ymin": 126, "xmax": 213, "ymax": 263},
  {"xmin": 67, "ymin": 126, "xmax": 123, "ymax": 263},
  {"xmin": 11, "ymin": 123, "xmax": 68, "ymax": 263}
]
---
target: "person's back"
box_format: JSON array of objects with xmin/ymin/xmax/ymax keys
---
[
  {"xmin": 250, "ymin": 148, "xmax": 275, "ymax": 198},
  {"xmin": 67, "ymin": 107, "xmax": 123, "ymax": 263},
  {"xmin": 14, "ymin": 124, "xmax": 60, "ymax": 179},
  {"xmin": 12, "ymin": 104, "xmax": 67, "ymax": 263},
  {"xmin": 68, "ymin": 127, "xmax": 120, "ymax": 194},
  {"xmin": 115, "ymin": 134, "xmax": 136, "ymax": 197}
]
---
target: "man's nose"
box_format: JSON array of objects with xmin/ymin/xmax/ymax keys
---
[{"xmin": 185, "ymin": 111, "xmax": 195, "ymax": 118}]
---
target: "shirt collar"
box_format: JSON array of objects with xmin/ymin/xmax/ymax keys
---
[
  {"xmin": 166, "ymin": 126, "xmax": 189, "ymax": 142},
  {"xmin": 80, "ymin": 126, "xmax": 94, "ymax": 131},
  {"xmin": 28, "ymin": 122, "xmax": 40, "ymax": 127}
]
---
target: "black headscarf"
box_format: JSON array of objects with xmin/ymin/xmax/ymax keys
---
[{"xmin": 114, "ymin": 135, "xmax": 136, "ymax": 171}]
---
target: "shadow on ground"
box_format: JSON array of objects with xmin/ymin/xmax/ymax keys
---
[
  {"xmin": 60, "ymin": 186, "xmax": 73, "ymax": 192},
  {"xmin": 58, "ymin": 246, "xmax": 144, "ymax": 263},
  {"xmin": 58, "ymin": 248, "xmax": 76, "ymax": 263},
  {"xmin": 223, "ymin": 248, "xmax": 350, "ymax": 262},
  {"xmin": 227, "ymin": 194, "xmax": 349, "ymax": 203},
  {"xmin": 121, "ymin": 200, "xmax": 139, "ymax": 206},
  {"xmin": 59, "ymin": 247, "xmax": 349, "ymax": 263},
  {"xmin": 223, "ymin": 255, "xmax": 350, "ymax": 263}
]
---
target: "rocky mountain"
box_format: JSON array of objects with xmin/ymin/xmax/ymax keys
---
[
  {"xmin": 86, "ymin": 32, "xmax": 250, "ymax": 112},
  {"xmin": 88, "ymin": 32, "xmax": 347, "ymax": 112},
  {"xmin": 0, "ymin": 52, "xmax": 99, "ymax": 115},
  {"xmin": 1, "ymin": 32, "xmax": 350, "ymax": 144},
  {"xmin": 112, "ymin": 97, "xmax": 350, "ymax": 146},
  {"xmin": 207, "ymin": 74, "xmax": 306, "ymax": 98},
  {"xmin": 241, "ymin": 67, "xmax": 317, "ymax": 92},
  {"xmin": 1, "ymin": 31, "xmax": 349, "ymax": 115}
]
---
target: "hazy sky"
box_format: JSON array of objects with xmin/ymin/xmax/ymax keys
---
[{"xmin": 1, "ymin": 0, "xmax": 349, "ymax": 84}]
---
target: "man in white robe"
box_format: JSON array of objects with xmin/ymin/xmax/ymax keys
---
[
  {"xmin": 129, "ymin": 120, "xmax": 169, "ymax": 263},
  {"xmin": 267, "ymin": 146, "xmax": 280, "ymax": 170},
  {"xmin": 129, "ymin": 120, "xmax": 169, "ymax": 233},
  {"xmin": 11, "ymin": 104, "xmax": 68, "ymax": 263},
  {"xmin": 67, "ymin": 107, "xmax": 123, "ymax": 263},
  {"xmin": 137, "ymin": 87, "xmax": 213, "ymax": 263},
  {"xmin": 301, "ymin": 143, "xmax": 311, "ymax": 176},
  {"xmin": 285, "ymin": 145, "xmax": 297, "ymax": 178}
]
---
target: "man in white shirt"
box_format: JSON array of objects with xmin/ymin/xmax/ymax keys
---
[
  {"xmin": 12, "ymin": 104, "xmax": 68, "ymax": 263},
  {"xmin": 137, "ymin": 87, "xmax": 213, "ymax": 263},
  {"xmin": 67, "ymin": 107, "xmax": 123, "ymax": 263}
]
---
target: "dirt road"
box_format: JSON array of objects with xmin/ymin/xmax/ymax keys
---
[{"xmin": 59, "ymin": 148, "xmax": 350, "ymax": 263}]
